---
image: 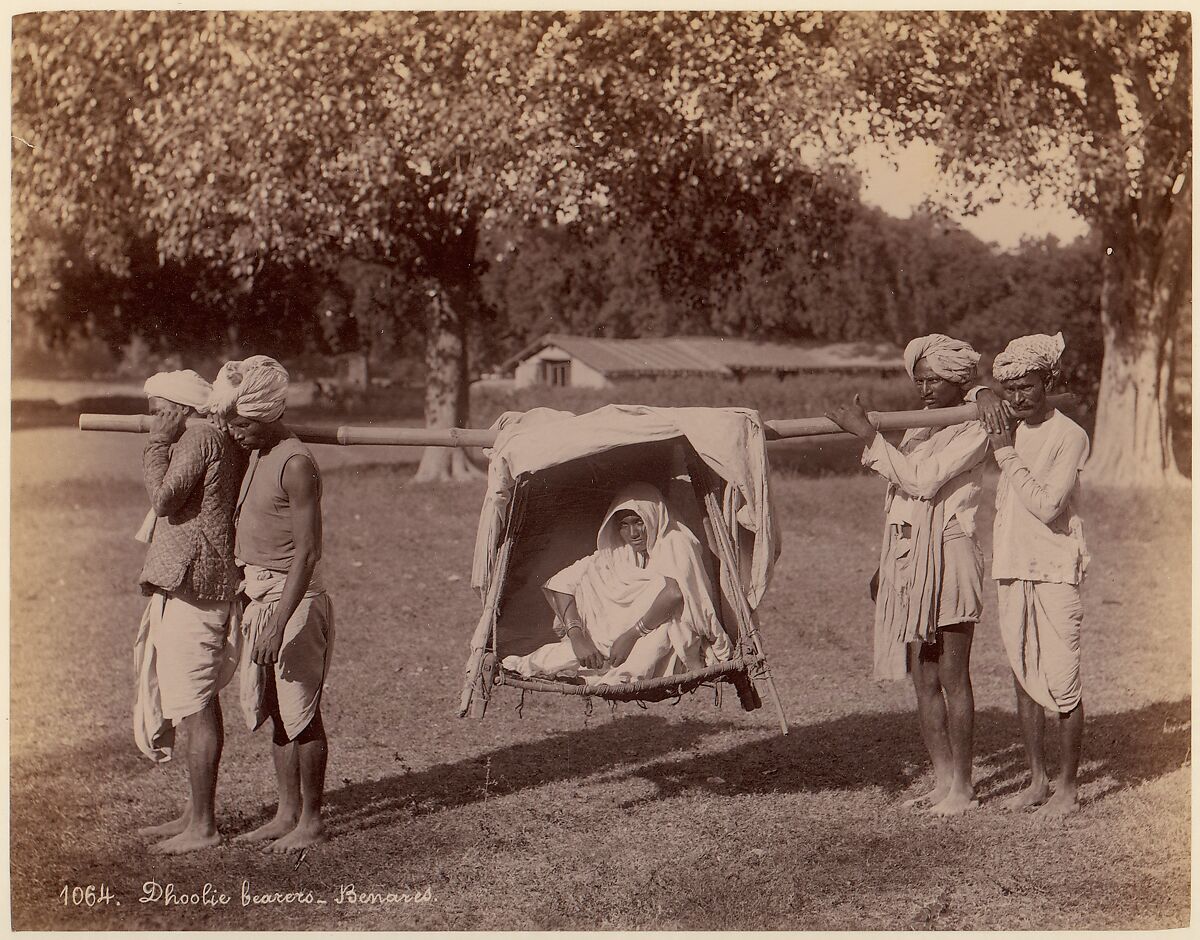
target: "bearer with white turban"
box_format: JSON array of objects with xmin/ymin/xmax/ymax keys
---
[
  {"xmin": 208, "ymin": 354, "xmax": 291, "ymax": 424},
  {"xmin": 826, "ymin": 334, "xmax": 1009, "ymax": 817},
  {"xmin": 209, "ymin": 356, "xmax": 335, "ymax": 852},
  {"xmin": 985, "ymin": 332, "xmax": 1089, "ymax": 819},
  {"xmin": 133, "ymin": 368, "xmax": 248, "ymax": 854}
]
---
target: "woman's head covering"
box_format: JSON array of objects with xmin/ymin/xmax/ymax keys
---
[
  {"xmin": 903, "ymin": 334, "xmax": 981, "ymax": 384},
  {"xmin": 144, "ymin": 369, "xmax": 213, "ymax": 412},
  {"xmin": 596, "ymin": 483, "xmax": 670, "ymax": 556},
  {"xmin": 207, "ymin": 355, "xmax": 290, "ymax": 423},
  {"xmin": 991, "ymin": 332, "xmax": 1065, "ymax": 382}
]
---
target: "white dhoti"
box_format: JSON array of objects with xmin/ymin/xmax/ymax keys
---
[
  {"xmin": 133, "ymin": 591, "xmax": 240, "ymax": 762},
  {"xmin": 239, "ymin": 565, "xmax": 334, "ymax": 741},
  {"xmin": 996, "ymin": 578, "xmax": 1083, "ymax": 713}
]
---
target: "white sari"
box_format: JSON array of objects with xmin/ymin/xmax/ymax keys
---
[{"xmin": 505, "ymin": 483, "xmax": 732, "ymax": 683}]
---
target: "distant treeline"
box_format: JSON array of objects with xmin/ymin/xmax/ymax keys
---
[
  {"xmin": 482, "ymin": 203, "xmax": 1107, "ymax": 402},
  {"xmin": 15, "ymin": 193, "xmax": 1107, "ymax": 403}
]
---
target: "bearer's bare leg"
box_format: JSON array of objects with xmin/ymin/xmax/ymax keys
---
[
  {"xmin": 928, "ymin": 624, "xmax": 978, "ymax": 816},
  {"xmin": 904, "ymin": 640, "xmax": 954, "ymax": 808},
  {"xmin": 1004, "ymin": 674, "xmax": 1050, "ymax": 810},
  {"xmin": 238, "ymin": 677, "xmax": 302, "ymax": 842},
  {"xmin": 1036, "ymin": 701, "xmax": 1083, "ymax": 818},
  {"xmin": 151, "ymin": 697, "xmax": 224, "ymax": 853},
  {"xmin": 267, "ymin": 708, "xmax": 328, "ymax": 852}
]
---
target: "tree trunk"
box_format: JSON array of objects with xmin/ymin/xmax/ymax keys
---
[
  {"xmin": 414, "ymin": 268, "xmax": 484, "ymax": 483},
  {"xmin": 1087, "ymin": 175, "xmax": 1190, "ymax": 487},
  {"xmin": 1089, "ymin": 332, "xmax": 1186, "ymax": 485}
]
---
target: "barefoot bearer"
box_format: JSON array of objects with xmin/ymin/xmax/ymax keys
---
[
  {"xmin": 988, "ymin": 333, "xmax": 1089, "ymax": 818},
  {"xmin": 826, "ymin": 334, "xmax": 1009, "ymax": 817},
  {"xmin": 209, "ymin": 356, "xmax": 335, "ymax": 852},
  {"xmin": 133, "ymin": 370, "xmax": 247, "ymax": 854}
]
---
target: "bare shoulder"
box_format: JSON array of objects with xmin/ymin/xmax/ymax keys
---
[{"xmin": 280, "ymin": 452, "xmax": 321, "ymax": 496}]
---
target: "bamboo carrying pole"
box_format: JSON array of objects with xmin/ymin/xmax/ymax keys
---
[
  {"xmin": 77, "ymin": 412, "xmax": 496, "ymax": 447},
  {"xmin": 77, "ymin": 395, "xmax": 1075, "ymax": 446}
]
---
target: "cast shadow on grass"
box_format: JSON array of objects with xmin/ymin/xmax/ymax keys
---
[
  {"xmin": 319, "ymin": 698, "xmax": 1188, "ymax": 836},
  {"xmin": 323, "ymin": 714, "xmax": 741, "ymax": 835},
  {"xmin": 613, "ymin": 698, "xmax": 1190, "ymax": 806}
]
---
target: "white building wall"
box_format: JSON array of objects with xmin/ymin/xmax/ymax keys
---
[{"xmin": 512, "ymin": 345, "xmax": 610, "ymax": 388}]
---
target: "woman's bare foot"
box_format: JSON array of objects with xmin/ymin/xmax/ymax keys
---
[
  {"xmin": 236, "ymin": 812, "xmax": 299, "ymax": 843},
  {"xmin": 1003, "ymin": 779, "xmax": 1049, "ymax": 811},
  {"xmin": 266, "ymin": 819, "xmax": 326, "ymax": 853},
  {"xmin": 150, "ymin": 827, "xmax": 220, "ymax": 854},
  {"xmin": 928, "ymin": 788, "xmax": 978, "ymax": 816},
  {"xmin": 138, "ymin": 808, "xmax": 190, "ymax": 839},
  {"xmin": 1034, "ymin": 787, "xmax": 1079, "ymax": 819}
]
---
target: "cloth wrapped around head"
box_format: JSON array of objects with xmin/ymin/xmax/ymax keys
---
[
  {"xmin": 594, "ymin": 482, "xmax": 670, "ymax": 558},
  {"xmin": 991, "ymin": 332, "xmax": 1065, "ymax": 382},
  {"xmin": 207, "ymin": 355, "xmax": 290, "ymax": 423},
  {"xmin": 144, "ymin": 370, "xmax": 213, "ymax": 412},
  {"xmin": 903, "ymin": 334, "xmax": 981, "ymax": 385}
]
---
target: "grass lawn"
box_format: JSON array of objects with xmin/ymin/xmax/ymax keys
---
[{"xmin": 9, "ymin": 428, "xmax": 1191, "ymax": 930}]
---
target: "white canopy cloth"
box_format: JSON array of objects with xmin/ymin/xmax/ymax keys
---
[{"xmin": 470, "ymin": 404, "xmax": 780, "ymax": 614}]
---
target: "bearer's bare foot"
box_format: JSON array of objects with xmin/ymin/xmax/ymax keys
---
[
  {"xmin": 1034, "ymin": 788, "xmax": 1079, "ymax": 819},
  {"xmin": 266, "ymin": 819, "xmax": 326, "ymax": 853},
  {"xmin": 902, "ymin": 784, "xmax": 949, "ymax": 809},
  {"xmin": 236, "ymin": 813, "xmax": 299, "ymax": 843},
  {"xmin": 1003, "ymin": 780, "xmax": 1049, "ymax": 811},
  {"xmin": 138, "ymin": 808, "xmax": 190, "ymax": 839},
  {"xmin": 150, "ymin": 827, "xmax": 220, "ymax": 854},
  {"xmin": 927, "ymin": 788, "xmax": 978, "ymax": 817}
]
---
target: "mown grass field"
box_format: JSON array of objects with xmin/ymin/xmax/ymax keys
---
[{"xmin": 9, "ymin": 424, "xmax": 1190, "ymax": 930}]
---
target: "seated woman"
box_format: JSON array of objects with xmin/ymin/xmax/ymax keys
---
[{"xmin": 502, "ymin": 482, "xmax": 732, "ymax": 684}]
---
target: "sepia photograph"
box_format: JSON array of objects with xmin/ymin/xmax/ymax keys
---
[{"xmin": 8, "ymin": 8, "xmax": 1191, "ymax": 931}]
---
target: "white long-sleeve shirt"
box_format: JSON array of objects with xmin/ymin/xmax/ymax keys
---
[
  {"xmin": 862, "ymin": 419, "xmax": 990, "ymax": 538},
  {"xmin": 860, "ymin": 385, "xmax": 992, "ymax": 537},
  {"xmin": 991, "ymin": 409, "xmax": 1090, "ymax": 584}
]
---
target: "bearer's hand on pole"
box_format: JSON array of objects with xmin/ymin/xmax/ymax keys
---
[
  {"xmin": 986, "ymin": 422, "xmax": 1015, "ymax": 451},
  {"xmin": 252, "ymin": 619, "xmax": 287, "ymax": 666},
  {"xmin": 974, "ymin": 387, "xmax": 1015, "ymax": 435},
  {"xmin": 567, "ymin": 627, "xmax": 604, "ymax": 670},
  {"xmin": 824, "ymin": 394, "xmax": 877, "ymax": 442},
  {"xmin": 148, "ymin": 405, "xmax": 189, "ymax": 444}
]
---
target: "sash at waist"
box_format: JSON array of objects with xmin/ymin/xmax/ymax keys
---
[
  {"xmin": 890, "ymin": 515, "xmax": 967, "ymax": 543},
  {"xmin": 241, "ymin": 562, "xmax": 325, "ymax": 604}
]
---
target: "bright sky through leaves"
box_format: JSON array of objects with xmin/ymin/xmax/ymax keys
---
[{"xmin": 853, "ymin": 139, "xmax": 1090, "ymax": 250}]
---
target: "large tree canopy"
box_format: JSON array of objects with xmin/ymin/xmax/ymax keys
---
[
  {"xmin": 14, "ymin": 11, "xmax": 1187, "ymax": 483},
  {"xmin": 14, "ymin": 10, "xmax": 851, "ymax": 478},
  {"xmin": 837, "ymin": 10, "xmax": 1190, "ymax": 484}
]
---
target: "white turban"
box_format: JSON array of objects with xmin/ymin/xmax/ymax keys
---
[
  {"xmin": 207, "ymin": 355, "xmax": 290, "ymax": 423},
  {"xmin": 903, "ymin": 334, "xmax": 981, "ymax": 384},
  {"xmin": 991, "ymin": 332, "xmax": 1065, "ymax": 382},
  {"xmin": 144, "ymin": 370, "xmax": 213, "ymax": 412}
]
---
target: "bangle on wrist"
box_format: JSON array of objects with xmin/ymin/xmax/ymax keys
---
[{"xmin": 636, "ymin": 618, "xmax": 652, "ymax": 636}]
